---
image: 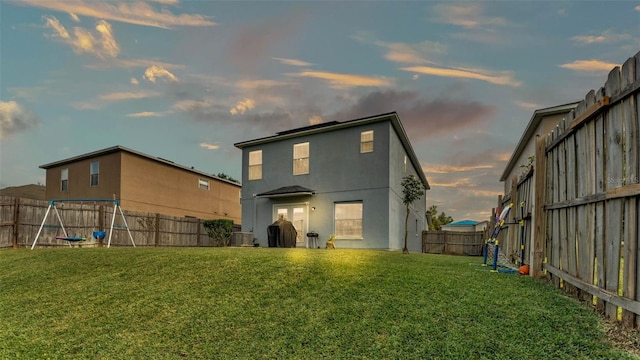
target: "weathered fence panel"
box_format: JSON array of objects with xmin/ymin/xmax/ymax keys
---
[
  {"xmin": 422, "ymin": 231, "xmax": 484, "ymax": 256},
  {"xmin": 0, "ymin": 197, "xmax": 241, "ymax": 248},
  {"xmin": 536, "ymin": 51, "xmax": 640, "ymax": 328}
]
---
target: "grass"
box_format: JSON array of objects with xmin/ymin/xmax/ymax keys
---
[{"xmin": 0, "ymin": 248, "xmax": 636, "ymax": 359}]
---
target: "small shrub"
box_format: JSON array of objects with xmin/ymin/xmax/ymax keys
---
[{"xmin": 203, "ymin": 219, "xmax": 234, "ymax": 247}]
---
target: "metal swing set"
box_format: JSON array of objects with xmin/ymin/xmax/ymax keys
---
[{"xmin": 31, "ymin": 198, "xmax": 136, "ymax": 249}]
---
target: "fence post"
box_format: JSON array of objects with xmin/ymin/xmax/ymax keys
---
[
  {"xmin": 12, "ymin": 197, "xmax": 20, "ymax": 249},
  {"xmin": 98, "ymin": 205, "xmax": 105, "ymax": 247},
  {"xmin": 532, "ymin": 135, "xmax": 547, "ymax": 277},
  {"xmin": 154, "ymin": 213, "xmax": 160, "ymax": 247}
]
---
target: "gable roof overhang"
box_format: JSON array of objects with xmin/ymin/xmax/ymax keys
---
[
  {"xmin": 256, "ymin": 185, "xmax": 315, "ymax": 198},
  {"xmin": 234, "ymin": 112, "xmax": 430, "ymax": 190},
  {"xmin": 39, "ymin": 145, "xmax": 241, "ymax": 187},
  {"xmin": 499, "ymin": 102, "xmax": 579, "ymax": 182}
]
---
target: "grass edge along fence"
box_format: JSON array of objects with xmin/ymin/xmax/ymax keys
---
[
  {"xmin": 506, "ymin": 51, "xmax": 640, "ymax": 330},
  {"xmin": 0, "ymin": 196, "xmax": 241, "ymax": 248}
]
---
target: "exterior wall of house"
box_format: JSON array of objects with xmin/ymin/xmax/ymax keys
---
[
  {"xmin": 240, "ymin": 119, "xmax": 427, "ymax": 251},
  {"xmin": 44, "ymin": 149, "xmax": 241, "ymax": 223},
  {"xmin": 442, "ymin": 224, "xmax": 475, "ymax": 232},
  {"xmin": 388, "ymin": 127, "xmax": 426, "ymax": 252},
  {"xmin": 503, "ymin": 113, "xmax": 567, "ymax": 193},
  {"xmin": 44, "ymin": 152, "xmax": 122, "ymax": 201},
  {"xmin": 119, "ymin": 152, "xmax": 241, "ymax": 222},
  {"xmin": 241, "ymin": 121, "xmax": 393, "ymax": 248}
]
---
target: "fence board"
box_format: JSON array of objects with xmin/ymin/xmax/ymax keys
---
[
  {"xmin": 422, "ymin": 231, "xmax": 483, "ymax": 256},
  {"xmin": 622, "ymin": 55, "xmax": 639, "ymax": 326},
  {"xmin": 604, "ymin": 67, "xmax": 625, "ymax": 320}
]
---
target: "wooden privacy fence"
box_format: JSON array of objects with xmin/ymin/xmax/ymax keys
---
[
  {"xmin": 0, "ymin": 196, "xmax": 242, "ymax": 248},
  {"xmin": 532, "ymin": 51, "xmax": 640, "ymax": 328},
  {"xmin": 498, "ymin": 167, "xmax": 534, "ymax": 266},
  {"xmin": 422, "ymin": 231, "xmax": 485, "ymax": 256}
]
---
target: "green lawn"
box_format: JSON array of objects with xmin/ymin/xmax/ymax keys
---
[{"xmin": 0, "ymin": 248, "xmax": 634, "ymax": 359}]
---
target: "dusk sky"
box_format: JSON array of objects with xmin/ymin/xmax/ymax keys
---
[{"xmin": 1, "ymin": 1, "xmax": 638, "ymax": 222}]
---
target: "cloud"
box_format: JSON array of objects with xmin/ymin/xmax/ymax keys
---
[
  {"xmin": 636, "ymin": 5, "xmax": 640, "ymax": 11},
  {"xmin": 69, "ymin": 12, "xmax": 80, "ymax": 22},
  {"xmin": 127, "ymin": 111, "xmax": 165, "ymax": 118},
  {"xmin": 432, "ymin": 3, "xmax": 508, "ymax": 29},
  {"xmin": 23, "ymin": 0, "xmax": 215, "ymax": 29},
  {"xmin": 308, "ymin": 115, "xmax": 323, "ymax": 125},
  {"xmin": 559, "ymin": 59, "xmax": 618, "ymax": 72},
  {"xmin": 273, "ymin": 57, "xmax": 313, "ymax": 67},
  {"xmin": 230, "ymin": 99, "xmax": 256, "ymax": 115},
  {"xmin": 87, "ymin": 58, "xmax": 185, "ymax": 70},
  {"xmin": 286, "ymin": 70, "xmax": 394, "ymax": 89},
  {"xmin": 130, "ymin": 77, "xmax": 139, "ymax": 85},
  {"xmin": 235, "ymin": 79, "xmax": 292, "ymax": 90},
  {"xmin": 570, "ymin": 30, "xmax": 632, "ymax": 45},
  {"xmin": 514, "ymin": 100, "xmax": 543, "ymax": 110},
  {"xmin": 351, "ymin": 31, "xmax": 445, "ymax": 65},
  {"xmin": 100, "ymin": 91, "xmax": 161, "ymax": 101},
  {"xmin": 144, "ymin": 65, "xmax": 178, "ymax": 82},
  {"xmin": 43, "ymin": 16, "xmax": 120, "ymax": 59},
  {"xmin": 401, "ymin": 65, "xmax": 520, "ymax": 86},
  {"xmin": 200, "ymin": 143, "xmax": 220, "ymax": 150},
  {"xmin": 226, "ymin": 9, "xmax": 307, "ymax": 75},
  {"xmin": 0, "ymin": 101, "xmax": 39, "ymax": 139},
  {"xmin": 328, "ymin": 90, "xmax": 495, "ymax": 141},
  {"xmin": 423, "ymin": 163, "xmax": 495, "ymax": 174}
]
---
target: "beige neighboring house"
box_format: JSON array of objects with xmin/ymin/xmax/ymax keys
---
[
  {"xmin": 40, "ymin": 146, "xmax": 241, "ymax": 223},
  {"xmin": 500, "ymin": 102, "xmax": 579, "ymax": 191},
  {"xmin": 499, "ymin": 101, "xmax": 578, "ymax": 266}
]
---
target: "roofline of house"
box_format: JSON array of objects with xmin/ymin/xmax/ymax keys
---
[
  {"xmin": 499, "ymin": 101, "xmax": 580, "ymax": 182},
  {"xmin": 234, "ymin": 112, "xmax": 430, "ymax": 189},
  {"xmin": 39, "ymin": 145, "xmax": 241, "ymax": 187}
]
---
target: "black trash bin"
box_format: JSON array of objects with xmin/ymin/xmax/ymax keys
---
[{"xmin": 267, "ymin": 224, "xmax": 280, "ymax": 247}]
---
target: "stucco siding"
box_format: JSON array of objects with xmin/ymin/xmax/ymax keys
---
[
  {"xmin": 120, "ymin": 152, "xmax": 241, "ymax": 222},
  {"xmin": 44, "ymin": 152, "xmax": 121, "ymax": 200}
]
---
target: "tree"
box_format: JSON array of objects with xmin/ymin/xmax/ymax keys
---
[
  {"xmin": 426, "ymin": 205, "xmax": 454, "ymax": 231},
  {"xmin": 217, "ymin": 172, "xmax": 240, "ymax": 184},
  {"xmin": 401, "ymin": 175, "xmax": 425, "ymax": 254}
]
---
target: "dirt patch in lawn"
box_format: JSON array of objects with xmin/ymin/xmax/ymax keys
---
[{"xmin": 600, "ymin": 320, "xmax": 640, "ymax": 358}]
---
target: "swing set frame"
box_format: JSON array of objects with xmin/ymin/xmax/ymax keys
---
[{"xmin": 31, "ymin": 198, "xmax": 136, "ymax": 249}]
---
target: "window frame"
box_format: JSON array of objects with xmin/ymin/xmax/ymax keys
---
[
  {"xmin": 90, "ymin": 161, "xmax": 99, "ymax": 187},
  {"xmin": 198, "ymin": 179, "xmax": 210, "ymax": 190},
  {"xmin": 61, "ymin": 168, "xmax": 68, "ymax": 192},
  {"xmin": 248, "ymin": 150, "xmax": 262, "ymax": 180},
  {"xmin": 334, "ymin": 201, "xmax": 363, "ymax": 239},
  {"xmin": 360, "ymin": 130, "xmax": 374, "ymax": 153},
  {"xmin": 293, "ymin": 142, "xmax": 309, "ymax": 175}
]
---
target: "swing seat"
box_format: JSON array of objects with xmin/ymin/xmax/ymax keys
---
[
  {"xmin": 55, "ymin": 236, "xmax": 85, "ymax": 242},
  {"xmin": 93, "ymin": 231, "xmax": 106, "ymax": 240}
]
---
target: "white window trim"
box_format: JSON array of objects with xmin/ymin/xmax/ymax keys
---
[
  {"xmin": 198, "ymin": 179, "xmax": 210, "ymax": 190},
  {"xmin": 61, "ymin": 168, "xmax": 68, "ymax": 192},
  {"xmin": 293, "ymin": 142, "xmax": 309, "ymax": 175},
  {"xmin": 90, "ymin": 161, "xmax": 99, "ymax": 187},
  {"xmin": 360, "ymin": 130, "xmax": 374, "ymax": 153},
  {"xmin": 248, "ymin": 150, "xmax": 262, "ymax": 180},
  {"xmin": 334, "ymin": 201, "xmax": 363, "ymax": 239}
]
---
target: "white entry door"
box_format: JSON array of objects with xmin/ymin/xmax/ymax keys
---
[{"xmin": 274, "ymin": 205, "xmax": 307, "ymax": 247}]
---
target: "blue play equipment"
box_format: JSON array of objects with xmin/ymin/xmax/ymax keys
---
[{"xmin": 32, "ymin": 199, "xmax": 135, "ymax": 249}]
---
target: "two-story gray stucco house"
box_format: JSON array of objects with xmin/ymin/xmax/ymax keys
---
[{"xmin": 234, "ymin": 112, "xmax": 430, "ymax": 251}]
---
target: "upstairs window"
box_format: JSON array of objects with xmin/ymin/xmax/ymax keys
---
[
  {"xmin": 61, "ymin": 168, "xmax": 68, "ymax": 192},
  {"xmin": 248, "ymin": 150, "xmax": 262, "ymax": 180},
  {"xmin": 360, "ymin": 130, "xmax": 374, "ymax": 153},
  {"xmin": 199, "ymin": 179, "xmax": 210, "ymax": 190},
  {"xmin": 293, "ymin": 142, "xmax": 309, "ymax": 175},
  {"xmin": 90, "ymin": 161, "xmax": 99, "ymax": 187}
]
